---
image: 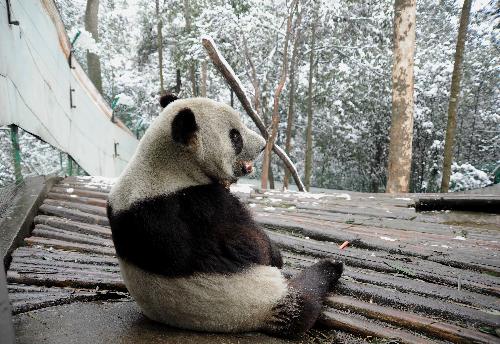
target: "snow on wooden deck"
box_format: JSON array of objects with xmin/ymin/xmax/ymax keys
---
[{"xmin": 6, "ymin": 177, "xmax": 500, "ymax": 343}]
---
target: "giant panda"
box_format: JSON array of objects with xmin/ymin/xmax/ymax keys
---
[{"xmin": 107, "ymin": 94, "xmax": 343, "ymax": 338}]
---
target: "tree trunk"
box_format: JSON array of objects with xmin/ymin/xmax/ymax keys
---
[
  {"xmin": 183, "ymin": 0, "xmax": 197, "ymax": 96},
  {"xmin": 283, "ymin": 10, "xmax": 302, "ymax": 190},
  {"xmin": 176, "ymin": 69, "xmax": 181, "ymax": 93},
  {"xmin": 304, "ymin": 19, "xmax": 316, "ymax": 192},
  {"xmin": 261, "ymin": 0, "xmax": 297, "ymax": 190},
  {"xmin": 155, "ymin": 0, "xmax": 165, "ymax": 94},
  {"xmin": 85, "ymin": 0, "xmax": 103, "ymax": 94},
  {"xmin": 201, "ymin": 60, "xmax": 208, "ymax": 97},
  {"xmin": 440, "ymin": 0, "xmax": 472, "ymax": 193},
  {"xmin": 386, "ymin": 0, "xmax": 416, "ymax": 193}
]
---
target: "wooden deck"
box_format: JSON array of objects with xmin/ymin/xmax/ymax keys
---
[{"xmin": 6, "ymin": 177, "xmax": 500, "ymax": 343}]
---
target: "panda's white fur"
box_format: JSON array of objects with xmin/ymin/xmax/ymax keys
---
[
  {"xmin": 119, "ymin": 259, "xmax": 288, "ymax": 332},
  {"xmin": 109, "ymin": 98, "xmax": 264, "ymax": 213},
  {"xmin": 107, "ymin": 96, "xmax": 343, "ymax": 338}
]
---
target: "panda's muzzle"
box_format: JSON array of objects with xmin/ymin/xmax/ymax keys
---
[{"xmin": 240, "ymin": 160, "xmax": 254, "ymax": 175}]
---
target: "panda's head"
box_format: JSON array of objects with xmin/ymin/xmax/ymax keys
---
[{"xmin": 152, "ymin": 94, "xmax": 266, "ymax": 185}]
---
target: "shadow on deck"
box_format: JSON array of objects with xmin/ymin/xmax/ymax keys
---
[{"xmin": 3, "ymin": 176, "xmax": 500, "ymax": 343}]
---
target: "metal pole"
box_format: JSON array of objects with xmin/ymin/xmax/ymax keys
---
[
  {"xmin": 8, "ymin": 125, "xmax": 22, "ymax": 184},
  {"xmin": 66, "ymin": 155, "xmax": 73, "ymax": 176}
]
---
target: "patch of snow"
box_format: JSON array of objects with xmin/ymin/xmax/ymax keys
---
[
  {"xmin": 263, "ymin": 206, "xmax": 275, "ymax": 211},
  {"xmin": 230, "ymin": 183, "xmax": 253, "ymax": 194},
  {"xmin": 379, "ymin": 236, "xmax": 397, "ymax": 242},
  {"xmin": 335, "ymin": 193, "xmax": 351, "ymax": 200},
  {"xmin": 287, "ymin": 206, "xmax": 296, "ymax": 210},
  {"xmin": 395, "ymin": 197, "xmax": 411, "ymax": 201},
  {"xmin": 66, "ymin": 188, "xmax": 74, "ymax": 193},
  {"xmin": 441, "ymin": 245, "xmax": 450, "ymax": 249},
  {"xmin": 248, "ymin": 203, "xmax": 256, "ymax": 208},
  {"xmin": 269, "ymin": 198, "xmax": 282, "ymax": 203},
  {"xmin": 453, "ymin": 236, "xmax": 466, "ymax": 241}
]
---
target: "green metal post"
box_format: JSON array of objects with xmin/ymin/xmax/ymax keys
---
[
  {"xmin": 9, "ymin": 124, "xmax": 23, "ymax": 184},
  {"xmin": 67, "ymin": 154, "xmax": 73, "ymax": 176}
]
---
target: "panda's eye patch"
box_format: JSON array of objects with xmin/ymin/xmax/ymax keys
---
[{"xmin": 229, "ymin": 129, "xmax": 243, "ymax": 155}]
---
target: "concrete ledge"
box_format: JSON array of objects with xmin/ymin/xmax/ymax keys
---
[
  {"xmin": 0, "ymin": 175, "xmax": 61, "ymax": 269},
  {"xmin": 13, "ymin": 301, "xmax": 291, "ymax": 344}
]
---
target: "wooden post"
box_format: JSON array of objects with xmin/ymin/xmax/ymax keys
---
[{"xmin": 9, "ymin": 125, "xmax": 23, "ymax": 184}]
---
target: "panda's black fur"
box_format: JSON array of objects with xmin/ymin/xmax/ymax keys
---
[
  {"xmin": 107, "ymin": 94, "xmax": 343, "ymax": 338},
  {"xmin": 108, "ymin": 183, "xmax": 283, "ymax": 277}
]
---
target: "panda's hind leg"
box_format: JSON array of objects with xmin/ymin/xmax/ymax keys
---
[{"xmin": 263, "ymin": 259, "xmax": 343, "ymax": 338}]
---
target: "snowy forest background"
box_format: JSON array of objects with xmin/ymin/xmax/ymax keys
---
[{"xmin": 0, "ymin": 0, "xmax": 498, "ymax": 193}]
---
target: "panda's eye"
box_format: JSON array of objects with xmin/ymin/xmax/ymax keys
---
[{"xmin": 229, "ymin": 129, "xmax": 243, "ymax": 155}]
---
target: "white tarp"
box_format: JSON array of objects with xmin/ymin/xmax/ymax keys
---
[{"xmin": 0, "ymin": 0, "xmax": 138, "ymax": 177}]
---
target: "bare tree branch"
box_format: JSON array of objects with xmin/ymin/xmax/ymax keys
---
[{"xmin": 201, "ymin": 36, "xmax": 306, "ymax": 191}]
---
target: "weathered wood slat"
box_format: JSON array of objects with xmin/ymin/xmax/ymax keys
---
[
  {"xmin": 32, "ymin": 225, "xmax": 114, "ymax": 247},
  {"xmin": 43, "ymin": 199, "xmax": 107, "ymax": 217},
  {"xmin": 56, "ymin": 181, "xmax": 112, "ymax": 192},
  {"xmin": 34, "ymin": 215, "xmax": 111, "ymax": 238},
  {"xmin": 38, "ymin": 204, "xmax": 110, "ymax": 227},
  {"xmin": 46, "ymin": 192, "xmax": 108, "ymax": 208},
  {"xmin": 319, "ymin": 309, "xmax": 438, "ymax": 344},
  {"xmin": 11, "ymin": 246, "xmax": 117, "ymax": 266},
  {"xmin": 267, "ymin": 230, "xmax": 500, "ymax": 297},
  {"xmin": 24, "ymin": 237, "xmax": 115, "ymax": 256},
  {"xmin": 416, "ymin": 196, "xmax": 500, "ymax": 214},
  {"xmin": 7, "ymin": 270, "xmax": 125, "ymax": 291},
  {"xmin": 328, "ymin": 295, "xmax": 500, "ymax": 344},
  {"xmin": 281, "ymin": 254, "xmax": 499, "ymax": 328},
  {"xmin": 258, "ymin": 214, "xmax": 500, "ymax": 274},
  {"xmin": 8, "ymin": 284, "xmax": 127, "ymax": 314},
  {"xmin": 50, "ymin": 186, "xmax": 109, "ymax": 200},
  {"xmin": 282, "ymin": 251, "xmax": 500, "ymax": 312}
]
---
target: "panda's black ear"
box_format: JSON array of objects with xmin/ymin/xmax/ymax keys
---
[
  {"xmin": 159, "ymin": 93, "xmax": 179, "ymax": 108},
  {"xmin": 172, "ymin": 108, "xmax": 198, "ymax": 145}
]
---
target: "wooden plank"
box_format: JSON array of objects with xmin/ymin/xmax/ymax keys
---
[
  {"xmin": 46, "ymin": 192, "xmax": 107, "ymax": 208},
  {"xmin": 8, "ymin": 284, "xmax": 127, "ymax": 314},
  {"xmin": 49, "ymin": 187, "xmax": 109, "ymax": 200},
  {"xmin": 281, "ymin": 252, "xmax": 500, "ymax": 328},
  {"xmin": 11, "ymin": 246, "xmax": 117, "ymax": 266},
  {"xmin": 55, "ymin": 181, "xmax": 112, "ymax": 192},
  {"xmin": 334, "ymin": 279, "xmax": 500, "ymax": 328},
  {"xmin": 282, "ymin": 251, "xmax": 500, "ymax": 312},
  {"xmin": 32, "ymin": 225, "xmax": 114, "ymax": 247},
  {"xmin": 38, "ymin": 204, "xmax": 110, "ymax": 227},
  {"xmin": 34, "ymin": 215, "xmax": 111, "ymax": 238},
  {"xmin": 258, "ymin": 214, "xmax": 500, "ymax": 274},
  {"xmin": 7, "ymin": 270, "xmax": 125, "ymax": 291},
  {"xmin": 319, "ymin": 309, "xmax": 437, "ymax": 344},
  {"xmin": 43, "ymin": 199, "xmax": 107, "ymax": 217},
  {"xmin": 416, "ymin": 197, "xmax": 500, "ymax": 213},
  {"xmin": 24, "ymin": 237, "xmax": 115, "ymax": 256},
  {"xmin": 328, "ymin": 295, "xmax": 500, "ymax": 344},
  {"xmin": 267, "ymin": 230, "xmax": 500, "ymax": 297}
]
